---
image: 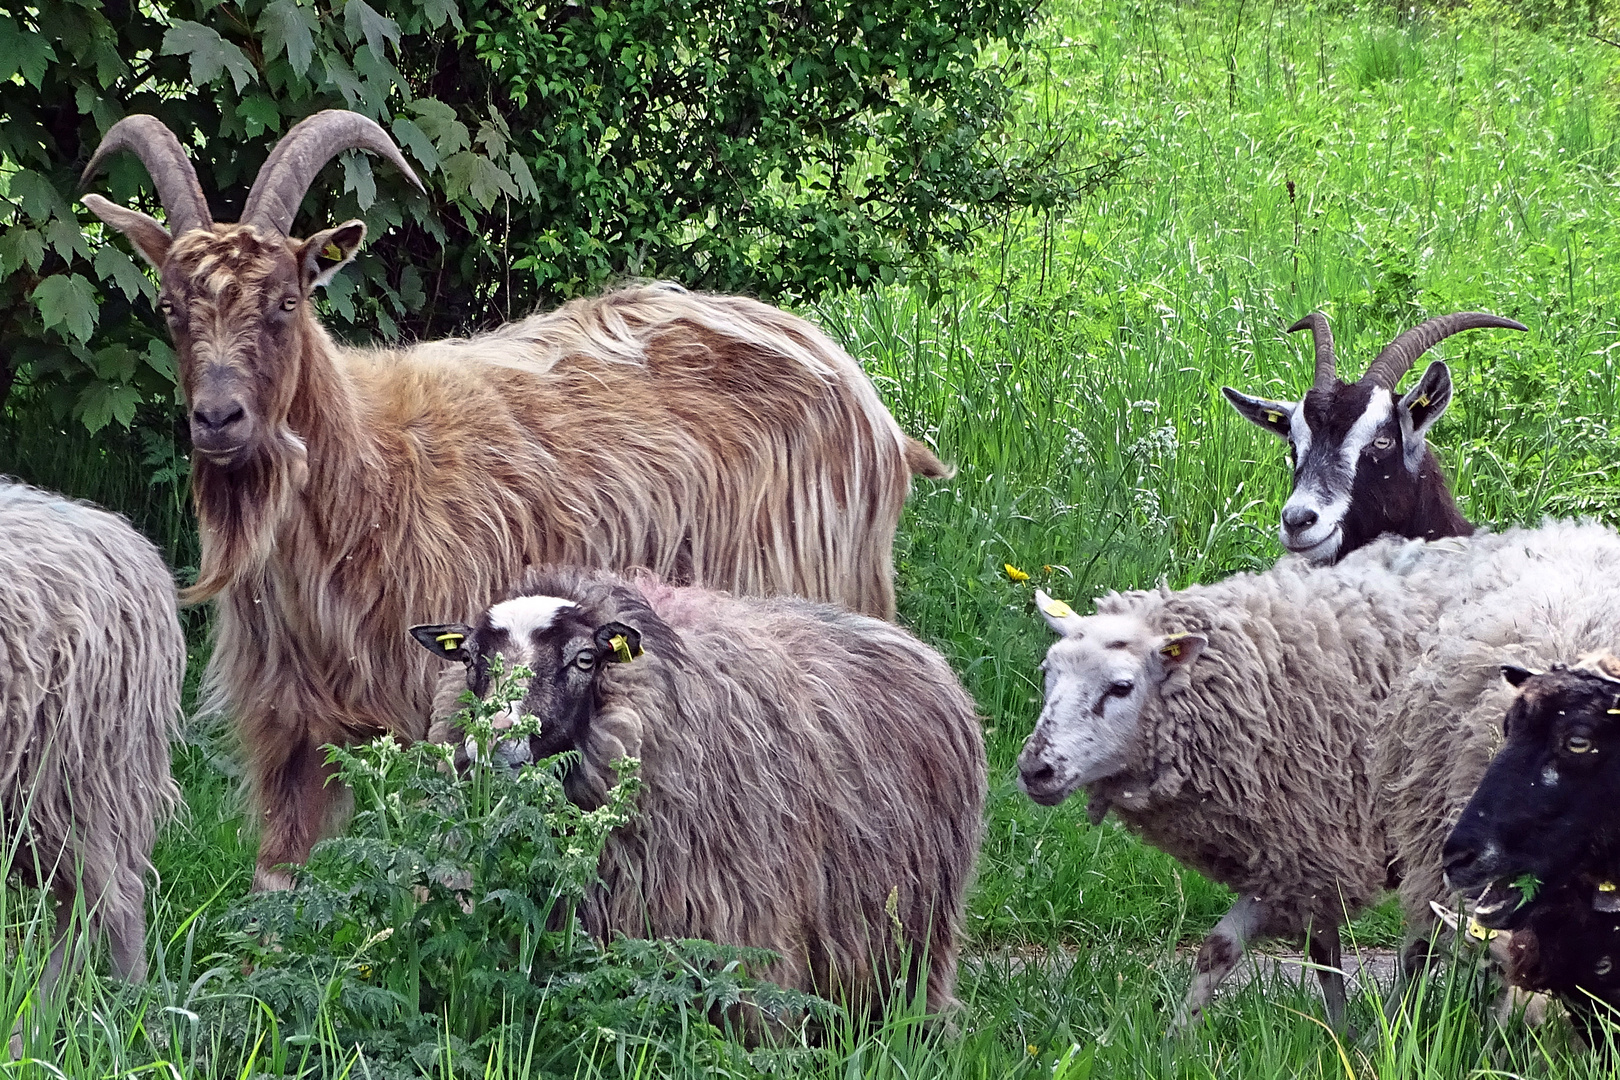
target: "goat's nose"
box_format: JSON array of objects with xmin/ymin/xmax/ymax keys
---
[
  {"xmin": 192, "ymin": 402, "xmax": 246, "ymax": 432},
  {"xmin": 1282, "ymin": 505, "xmax": 1319, "ymax": 533}
]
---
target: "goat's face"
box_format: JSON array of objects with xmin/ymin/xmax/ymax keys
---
[
  {"xmin": 145, "ymin": 223, "xmax": 365, "ymax": 469},
  {"xmin": 1223, "ymin": 361, "xmax": 1452, "ymax": 563},
  {"xmin": 1442, "ymin": 659, "xmax": 1620, "ymax": 929},
  {"xmin": 410, "ymin": 594, "xmax": 644, "ymax": 773},
  {"xmin": 1017, "ymin": 590, "xmax": 1205, "ymax": 806}
]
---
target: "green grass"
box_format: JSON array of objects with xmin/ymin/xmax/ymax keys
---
[{"xmin": 7, "ymin": 0, "xmax": 1620, "ymax": 1072}]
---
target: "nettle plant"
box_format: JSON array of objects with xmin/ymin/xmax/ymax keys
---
[{"xmin": 217, "ymin": 658, "xmax": 817, "ymax": 1074}]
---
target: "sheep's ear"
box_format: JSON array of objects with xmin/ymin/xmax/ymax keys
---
[
  {"xmin": 1221, "ymin": 387, "xmax": 1294, "ymax": 440},
  {"xmin": 1035, "ymin": 589, "xmax": 1084, "ymax": 636},
  {"xmin": 410, "ymin": 623, "xmax": 473, "ymax": 662},
  {"xmin": 296, "ymin": 220, "xmax": 366, "ymax": 290},
  {"xmin": 1156, "ymin": 632, "xmax": 1207, "ymax": 695},
  {"xmin": 82, "ymin": 194, "xmax": 173, "ymax": 268},
  {"xmin": 594, "ymin": 621, "xmax": 643, "ymax": 663},
  {"xmin": 1399, "ymin": 361, "xmax": 1452, "ymax": 446},
  {"xmin": 1501, "ymin": 664, "xmax": 1541, "ymax": 688}
]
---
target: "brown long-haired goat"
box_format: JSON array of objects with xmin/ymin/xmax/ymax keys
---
[
  {"xmin": 412, "ymin": 566, "xmax": 987, "ymax": 1018},
  {"xmin": 80, "ymin": 110, "xmax": 949, "ymax": 889}
]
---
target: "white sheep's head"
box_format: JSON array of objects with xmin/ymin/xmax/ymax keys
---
[{"xmin": 1017, "ymin": 589, "xmax": 1206, "ymax": 806}]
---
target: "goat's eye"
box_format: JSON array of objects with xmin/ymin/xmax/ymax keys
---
[
  {"xmin": 1597, "ymin": 956, "xmax": 1614, "ymax": 977},
  {"xmin": 1372, "ymin": 435, "xmax": 1394, "ymax": 451},
  {"xmin": 573, "ymin": 649, "xmax": 597, "ymax": 671},
  {"xmin": 1567, "ymin": 734, "xmax": 1595, "ymax": 754},
  {"xmin": 158, "ymin": 298, "xmax": 174, "ymax": 316},
  {"xmin": 1107, "ymin": 679, "xmax": 1134, "ymax": 698},
  {"xmin": 279, "ymin": 296, "xmax": 298, "ymax": 312}
]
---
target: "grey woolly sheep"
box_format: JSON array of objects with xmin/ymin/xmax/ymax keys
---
[
  {"xmin": 411, "ymin": 565, "xmax": 987, "ymax": 1018},
  {"xmin": 0, "ymin": 479, "xmax": 185, "ymax": 989},
  {"xmin": 1016, "ymin": 520, "xmax": 1620, "ymax": 1032}
]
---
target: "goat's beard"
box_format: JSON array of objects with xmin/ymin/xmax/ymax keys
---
[{"xmin": 183, "ymin": 422, "xmax": 309, "ymax": 605}]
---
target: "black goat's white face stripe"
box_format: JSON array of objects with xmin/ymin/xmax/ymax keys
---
[{"xmin": 1280, "ymin": 391, "xmax": 1393, "ymax": 554}]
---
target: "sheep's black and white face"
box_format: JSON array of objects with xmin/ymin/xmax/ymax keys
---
[
  {"xmin": 1223, "ymin": 361, "xmax": 1452, "ymax": 563},
  {"xmin": 410, "ymin": 594, "xmax": 642, "ymax": 767},
  {"xmin": 1442, "ymin": 661, "xmax": 1620, "ymax": 929},
  {"xmin": 1017, "ymin": 591, "xmax": 1205, "ymax": 806}
]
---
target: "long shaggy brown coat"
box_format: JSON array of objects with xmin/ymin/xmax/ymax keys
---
[
  {"xmin": 430, "ymin": 566, "xmax": 987, "ymax": 1017},
  {"xmin": 0, "ymin": 479, "xmax": 184, "ymax": 984},
  {"xmin": 177, "ymin": 276, "xmax": 945, "ymax": 887}
]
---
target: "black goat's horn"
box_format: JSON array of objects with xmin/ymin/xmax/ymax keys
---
[
  {"xmin": 80, "ymin": 115, "xmax": 213, "ymax": 238},
  {"xmin": 1362, "ymin": 313, "xmax": 1528, "ymax": 390},
  {"xmin": 1287, "ymin": 313, "xmax": 1337, "ymax": 391},
  {"xmin": 242, "ymin": 109, "xmax": 424, "ymax": 235}
]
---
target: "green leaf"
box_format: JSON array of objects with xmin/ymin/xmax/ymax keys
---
[
  {"xmin": 93, "ymin": 245, "xmax": 157, "ymax": 304},
  {"xmin": 162, "ymin": 20, "xmax": 257, "ymax": 93},
  {"xmin": 391, "ymin": 117, "xmax": 441, "ymax": 174},
  {"xmin": 0, "ymin": 16, "xmax": 56, "ymax": 87},
  {"xmin": 10, "ymin": 170, "xmax": 70, "ymax": 223},
  {"xmin": 508, "ymin": 154, "xmax": 539, "ymax": 202},
  {"xmin": 88, "ymin": 343, "xmax": 140, "ymax": 382},
  {"xmin": 441, "ymin": 152, "xmax": 517, "ymax": 211},
  {"xmin": 76, "ymin": 381, "xmax": 144, "ymax": 434},
  {"xmin": 32, "ymin": 274, "xmax": 99, "ymax": 342},
  {"xmin": 238, "ymin": 93, "xmax": 283, "ymax": 138},
  {"xmin": 259, "ymin": 0, "xmax": 316, "ymax": 78},
  {"xmin": 0, "ymin": 226, "xmax": 47, "ymax": 277},
  {"xmin": 46, "ymin": 218, "xmax": 92, "ymax": 263},
  {"xmin": 410, "ymin": 98, "xmax": 470, "ymax": 155},
  {"xmin": 344, "ymin": 0, "xmax": 400, "ymax": 62},
  {"xmin": 145, "ymin": 339, "xmax": 179, "ymax": 385},
  {"xmin": 420, "ymin": 0, "xmax": 463, "ymax": 31},
  {"xmin": 342, "ymin": 152, "xmax": 377, "ymax": 211},
  {"xmin": 322, "ymin": 52, "xmax": 364, "ymax": 107}
]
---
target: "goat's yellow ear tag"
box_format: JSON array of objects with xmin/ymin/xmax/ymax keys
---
[
  {"xmin": 608, "ymin": 633, "xmax": 637, "ymax": 663},
  {"xmin": 1265, "ymin": 410, "xmax": 1282, "ymax": 424},
  {"xmin": 322, "ymin": 242, "xmax": 344, "ymax": 262},
  {"xmin": 1038, "ymin": 595, "xmax": 1075, "ymax": 619},
  {"xmin": 435, "ymin": 631, "xmax": 465, "ymax": 653}
]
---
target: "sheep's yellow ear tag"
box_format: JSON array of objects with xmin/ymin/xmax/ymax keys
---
[
  {"xmin": 1466, "ymin": 916, "xmax": 1501, "ymax": 941},
  {"xmin": 1161, "ymin": 640, "xmax": 1184, "ymax": 659},
  {"xmin": 1416, "ymin": 393, "xmax": 1431, "ymax": 407},
  {"xmin": 1038, "ymin": 595, "xmax": 1075, "ymax": 619},
  {"xmin": 608, "ymin": 633, "xmax": 640, "ymax": 663},
  {"xmin": 435, "ymin": 631, "xmax": 465, "ymax": 654}
]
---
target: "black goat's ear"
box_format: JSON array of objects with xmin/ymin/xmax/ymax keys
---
[
  {"xmin": 411, "ymin": 623, "xmax": 474, "ymax": 662},
  {"xmin": 1502, "ymin": 664, "xmax": 1541, "ymax": 688},
  {"xmin": 1400, "ymin": 361, "xmax": 1453, "ymax": 441},
  {"xmin": 593, "ymin": 621, "xmax": 643, "ymax": 663},
  {"xmin": 1221, "ymin": 387, "xmax": 1294, "ymax": 440}
]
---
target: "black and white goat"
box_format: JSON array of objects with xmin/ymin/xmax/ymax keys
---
[{"xmin": 1223, "ymin": 312, "xmax": 1526, "ymax": 563}]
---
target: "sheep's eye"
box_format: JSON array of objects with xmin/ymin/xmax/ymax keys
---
[
  {"xmin": 573, "ymin": 649, "xmax": 597, "ymax": 671},
  {"xmin": 279, "ymin": 296, "xmax": 298, "ymax": 312},
  {"xmin": 1567, "ymin": 734, "xmax": 1595, "ymax": 754},
  {"xmin": 1107, "ymin": 679, "xmax": 1135, "ymax": 698},
  {"xmin": 1372, "ymin": 435, "xmax": 1395, "ymax": 451},
  {"xmin": 1597, "ymin": 956, "xmax": 1614, "ymax": 977}
]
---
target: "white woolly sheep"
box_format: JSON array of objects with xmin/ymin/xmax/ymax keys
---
[
  {"xmin": 0, "ymin": 479, "xmax": 184, "ymax": 989},
  {"xmin": 1016, "ymin": 520, "xmax": 1620, "ymax": 1031},
  {"xmin": 411, "ymin": 565, "xmax": 987, "ymax": 1018}
]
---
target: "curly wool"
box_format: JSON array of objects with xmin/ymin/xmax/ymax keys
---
[
  {"xmin": 0, "ymin": 479, "xmax": 184, "ymax": 979},
  {"xmin": 435, "ymin": 566, "xmax": 986, "ymax": 1016}
]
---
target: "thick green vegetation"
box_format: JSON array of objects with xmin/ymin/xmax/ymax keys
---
[{"xmin": 6, "ymin": 0, "xmax": 1620, "ymax": 1073}]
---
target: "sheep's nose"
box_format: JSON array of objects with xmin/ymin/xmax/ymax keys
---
[
  {"xmin": 1440, "ymin": 842, "xmax": 1480, "ymax": 888},
  {"xmin": 1282, "ymin": 505, "xmax": 1319, "ymax": 533},
  {"xmin": 1019, "ymin": 760, "xmax": 1056, "ymax": 786}
]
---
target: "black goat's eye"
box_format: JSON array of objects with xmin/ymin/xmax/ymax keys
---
[
  {"xmin": 1597, "ymin": 956, "xmax": 1614, "ymax": 977},
  {"xmin": 1372, "ymin": 435, "xmax": 1394, "ymax": 451},
  {"xmin": 573, "ymin": 649, "xmax": 597, "ymax": 671},
  {"xmin": 1108, "ymin": 679, "xmax": 1134, "ymax": 698},
  {"xmin": 1567, "ymin": 733, "xmax": 1595, "ymax": 754}
]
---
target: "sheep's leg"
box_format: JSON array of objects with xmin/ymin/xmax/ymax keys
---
[
  {"xmin": 1172, "ymin": 895, "xmax": 1269, "ymax": 1034},
  {"xmin": 252, "ymin": 733, "xmax": 340, "ymax": 891},
  {"xmin": 1307, "ymin": 920, "xmax": 1347, "ymax": 1030}
]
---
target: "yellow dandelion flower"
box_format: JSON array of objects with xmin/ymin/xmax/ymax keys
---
[
  {"xmin": 1004, "ymin": 563, "xmax": 1030, "ymax": 583},
  {"xmin": 1026, "ymin": 1043, "xmax": 1039, "ymax": 1057}
]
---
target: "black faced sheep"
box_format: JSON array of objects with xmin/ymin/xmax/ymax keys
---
[
  {"xmin": 410, "ymin": 566, "xmax": 986, "ymax": 1018},
  {"xmin": 1016, "ymin": 520, "xmax": 1620, "ymax": 1031},
  {"xmin": 0, "ymin": 479, "xmax": 184, "ymax": 989}
]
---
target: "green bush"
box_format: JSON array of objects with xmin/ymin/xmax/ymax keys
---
[
  {"xmin": 212, "ymin": 659, "xmax": 822, "ymax": 1076},
  {"xmin": 1, "ymin": 0, "xmax": 1113, "ymax": 452}
]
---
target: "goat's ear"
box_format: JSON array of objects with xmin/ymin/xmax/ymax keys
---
[
  {"xmin": 1502, "ymin": 664, "xmax": 1542, "ymax": 688},
  {"xmin": 296, "ymin": 220, "xmax": 366, "ymax": 290},
  {"xmin": 1400, "ymin": 360, "xmax": 1453, "ymax": 442},
  {"xmin": 1035, "ymin": 589, "xmax": 1085, "ymax": 637},
  {"xmin": 410, "ymin": 623, "xmax": 474, "ymax": 662},
  {"xmin": 1221, "ymin": 387, "xmax": 1294, "ymax": 440},
  {"xmin": 593, "ymin": 621, "xmax": 643, "ymax": 663},
  {"xmin": 82, "ymin": 194, "xmax": 173, "ymax": 268}
]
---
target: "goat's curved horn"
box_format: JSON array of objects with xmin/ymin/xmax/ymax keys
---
[
  {"xmin": 242, "ymin": 109, "xmax": 424, "ymax": 235},
  {"xmin": 1287, "ymin": 312, "xmax": 1337, "ymax": 390},
  {"xmin": 80, "ymin": 115, "xmax": 213, "ymax": 238},
  {"xmin": 1362, "ymin": 313, "xmax": 1528, "ymax": 390}
]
